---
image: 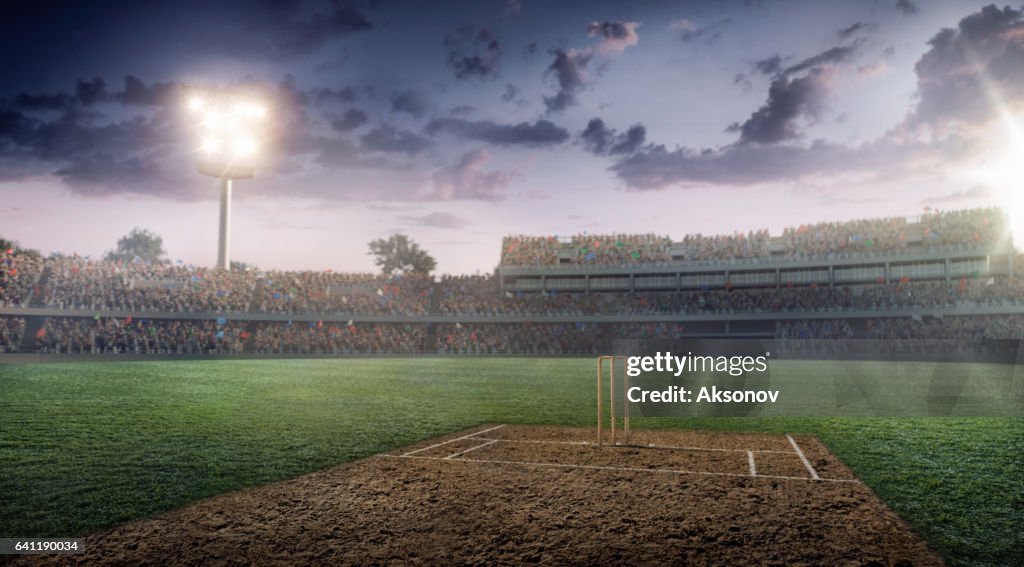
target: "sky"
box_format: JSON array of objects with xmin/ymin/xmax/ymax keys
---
[{"xmin": 2, "ymin": 0, "xmax": 1024, "ymax": 274}]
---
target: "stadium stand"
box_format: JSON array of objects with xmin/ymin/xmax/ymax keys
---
[{"xmin": 0, "ymin": 207, "xmax": 1020, "ymax": 356}]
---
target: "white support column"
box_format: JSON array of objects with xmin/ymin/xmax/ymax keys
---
[{"xmin": 217, "ymin": 178, "xmax": 232, "ymax": 270}]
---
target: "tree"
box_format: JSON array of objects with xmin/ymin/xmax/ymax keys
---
[
  {"xmin": 367, "ymin": 234, "xmax": 437, "ymax": 275},
  {"xmin": 105, "ymin": 228, "xmax": 167, "ymax": 264},
  {"xmin": 0, "ymin": 236, "xmax": 40, "ymax": 259}
]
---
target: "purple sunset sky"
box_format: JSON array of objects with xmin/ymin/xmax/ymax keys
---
[{"xmin": 2, "ymin": 0, "xmax": 1023, "ymax": 274}]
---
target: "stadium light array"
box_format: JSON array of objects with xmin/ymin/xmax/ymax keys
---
[{"xmin": 184, "ymin": 88, "xmax": 269, "ymax": 270}]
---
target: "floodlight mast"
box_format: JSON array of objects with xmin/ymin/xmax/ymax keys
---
[{"xmin": 187, "ymin": 90, "xmax": 266, "ymax": 271}]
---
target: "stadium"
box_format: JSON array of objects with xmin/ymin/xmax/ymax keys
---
[
  {"xmin": 2, "ymin": 1, "xmax": 1023, "ymax": 566},
  {"xmin": 2, "ymin": 207, "xmax": 1021, "ymax": 565}
]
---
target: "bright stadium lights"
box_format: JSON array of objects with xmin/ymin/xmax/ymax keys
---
[
  {"xmin": 968, "ymin": 112, "xmax": 1024, "ymax": 247},
  {"xmin": 184, "ymin": 86, "xmax": 270, "ymax": 271}
]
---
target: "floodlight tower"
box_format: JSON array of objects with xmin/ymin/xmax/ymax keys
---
[{"xmin": 185, "ymin": 91, "xmax": 267, "ymax": 270}]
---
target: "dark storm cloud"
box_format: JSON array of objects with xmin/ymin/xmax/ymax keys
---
[
  {"xmin": 430, "ymin": 149, "xmax": 517, "ymax": 201},
  {"xmin": 425, "ymin": 117, "xmax": 569, "ymax": 147},
  {"xmin": 391, "ymin": 90, "xmax": 432, "ymax": 118},
  {"xmin": 605, "ymin": 6, "xmax": 1023, "ymax": 192},
  {"xmin": 246, "ymin": 0, "xmax": 373, "ymax": 57},
  {"xmin": 543, "ymin": 48, "xmax": 592, "ymax": 113},
  {"xmin": 12, "ymin": 93, "xmax": 73, "ymax": 111},
  {"xmin": 314, "ymin": 87, "xmax": 359, "ymax": 105},
  {"xmin": 837, "ymin": 22, "xmax": 872, "ymax": 40},
  {"xmin": 896, "ymin": 0, "xmax": 919, "ymax": 16},
  {"xmin": 500, "ymin": 84, "xmax": 528, "ymax": 107},
  {"xmin": 673, "ymin": 18, "xmax": 733, "ymax": 45},
  {"xmin": 399, "ymin": 211, "xmax": 469, "ymax": 229},
  {"xmin": 116, "ymin": 75, "xmax": 178, "ymax": 106},
  {"xmin": 733, "ymin": 73, "xmax": 753, "ymax": 94},
  {"xmin": 728, "ymin": 67, "xmax": 836, "ymax": 144},
  {"xmin": 0, "ymin": 103, "xmax": 178, "ymax": 191},
  {"xmin": 542, "ymin": 20, "xmax": 639, "ymax": 114},
  {"xmin": 609, "ymin": 134, "xmax": 969, "ymax": 190},
  {"xmin": 586, "ymin": 21, "xmax": 640, "ymax": 53},
  {"xmin": 908, "ymin": 4, "xmax": 1024, "ymax": 128},
  {"xmin": 579, "ymin": 118, "xmax": 646, "ymax": 156},
  {"xmin": 331, "ymin": 108, "xmax": 369, "ymax": 132},
  {"xmin": 501, "ymin": 84, "xmax": 520, "ymax": 103},
  {"xmin": 781, "ymin": 43, "xmax": 859, "ymax": 77},
  {"xmin": 445, "ymin": 26, "xmax": 503, "ymax": 81},
  {"xmin": 752, "ymin": 55, "xmax": 785, "ymax": 76},
  {"xmin": 10, "ymin": 76, "xmax": 170, "ymax": 111},
  {"xmin": 360, "ymin": 125, "xmax": 433, "ymax": 155},
  {"xmin": 75, "ymin": 78, "xmax": 108, "ymax": 106}
]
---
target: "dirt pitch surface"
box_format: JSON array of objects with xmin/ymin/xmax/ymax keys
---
[{"xmin": 16, "ymin": 425, "xmax": 944, "ymax": 566}]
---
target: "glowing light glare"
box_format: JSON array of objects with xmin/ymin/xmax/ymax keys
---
[
  {"xmin": 992, "ymin": 113, "xmax": 1024, "ymax": 248},
  {"xmin": 970, "ymin": 114, "xmax": 1024, "ymax": 247},
  {"xmin": 200, "ymin": 138, "xmax": 221, "ymax": 155},
  {"xmin": 187, "ymin": 97, "xmax": 206, "ymax": 112},
  {"xmin": 231, "ymin": 101, "xmax": 267, "ymax": 119},
  {"xmin": 204, "ymin": 109, "xmax": 225, "ymax": 130},
  {"xmin": 231, "ymin": 137, "xmax": 258, "ymax": 156}
]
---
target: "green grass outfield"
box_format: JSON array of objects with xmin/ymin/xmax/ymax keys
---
[{"xmin": 0, "ymin": 358, "xmax": 1020, "ymax": 566}]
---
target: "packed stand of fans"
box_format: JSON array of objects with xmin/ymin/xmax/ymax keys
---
[
  {"xmin": 920, "ymin": 207, "xmax": 1007, "ymax": 249},
  {"xmin": 252, "ymin": 271, "xmax": 432, "ymax": 316},
  {"xmin": 860, "ymin": 276, "xmax": 1023, "ymax": 311},
  {"xmin": 865, "ymin": 315, "xmax": 1024, "ymax": 340},
  {"xmin": 613, "ymin": 322, "xmax": 689, "ymax": 339},
  {"xmin": 36, "ymin": 317, "xmax": 245, "ymax": 354},
  {"xmin": 44, "ymin": 257, "xmax": 257, "ymax": 312},
  {"xmin": 0, "ymin": 250, "xmax": 44, "ymax": 307},
  {"xmin": 780, "ymin": 216, "xmax": 910, "ymax": 260},
  {"xmin": 251, "ymin": 322, "xmax": 425, "ymax": 354},
  {"xmin": 438, "ymin": 275, "xmax": 602, "ymax": 316},
  {"xmin": 436, "ymin": 323, "xmax": 600, "ymax": 354},
  {"xmin": 674, "ymin": 230, "xmax": 770, "ymax": 263},
  {"xmin": 501, "ymin": 208, "xmax": 1006, "ymax": 267},
  {"xmin": 500, "ymin": 232, "xmax": 768, "ymax": 266},
  {"xmin": 0, "ymin": 317, "xmax": 24, "ymax": 352}
]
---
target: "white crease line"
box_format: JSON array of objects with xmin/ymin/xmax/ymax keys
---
[
  {"xmin": 747, "ymin": 450, "xmax": 757, "ymax": 477},
  {"xmin": 787, "ymin": 435, "xmax": 820, "ymax": 480},
  {"xmin": 442, "ymin": 437, "xmax": 795, "ymax": 454},
  {"xmin": 471, "ymin": 438, "xmax": 593, "ymax": 446},
  {"xmin": 400, "ymin": 425, "xmax": 506, "ymax": 457},
  {"xmin": 380, "ymin": 454, "xmax": 861, "ymax": 484},
  {"xmin": 444, "ymin": 439, "xmax": 498, "ymax": 460}
]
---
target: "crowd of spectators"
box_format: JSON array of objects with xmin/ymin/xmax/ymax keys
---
[
  {"xmin": 865, "ymin": 315, "xmax": 1024, "ymax": 340},
  {"xmin": 436, "ymin": 323, "xmax": 600, "ymax": 354},
  {"xmin": 251, "ymin": 322, "xmax": 425, "ymax": 354},
  {"xmin": 500, "ymin": 233, "xmax": 676, "ymax": 266},
  {"xmin": 612, "ymin": 322, "xmax": 689, "ymax": 339},
  {"xmin": 38, "ymin": 258, "xmax": 435, "ymax": 316},
  {"xmin": 44, "ymin": 257, "xmax": 257, "ymax": 312},
  {"xmin": 252, "ymin": 271, "xmax": 432, "ymax": 316},
  {"xmin": 437, "ymin": 275, "xmax": 603, "ymax": 316},
  {"xmin": 500, "ymin": 208, "xmax": 1007, "ymax": 267},
  {"xmin": 675, "ymin": 230, "xmax": 770, "ymax": 262},
  {"xmin": 499, "ymin": 232, "xmax": 768, "ymax": 266},
  {"xmin": 36, "ymin": 317, "xmax": 245, "ymax": 354},
  {"xmin": 921, "ymin": 208, "xmax": 1007, "ymax": 249},
  {"xmin": 777, "ymin": 319, "xmax": 855, "ymax": 340},
  {"xmin": 1, "ymin": 250, "xmax": 44, "ymax": 307},
  {"xmin": 780, "ymin": 216, "xmax": 910, "ymax": 259},
  {"xmin": 0, "ymin": 317, "xmax": 24, "ymax": 352}
]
